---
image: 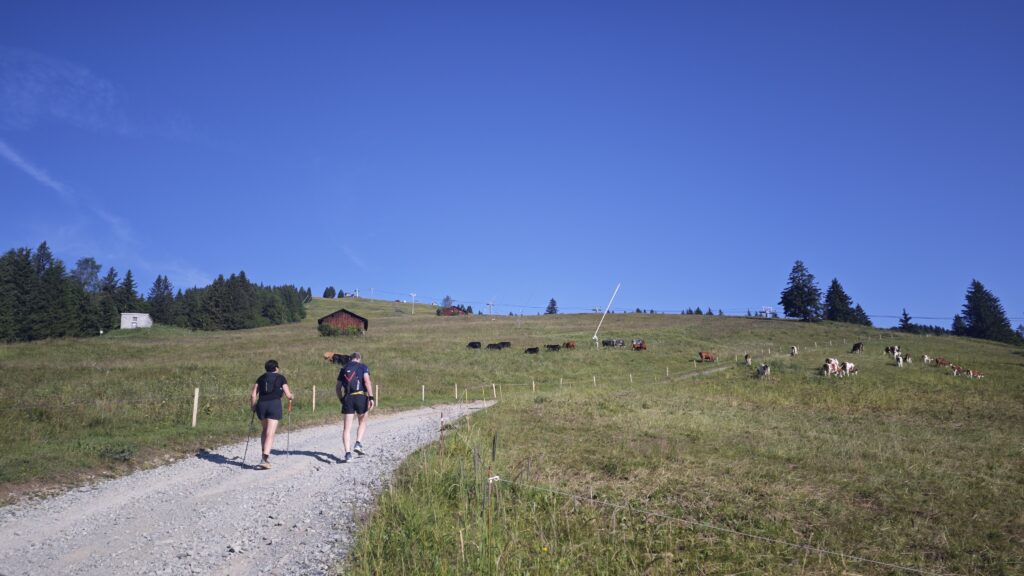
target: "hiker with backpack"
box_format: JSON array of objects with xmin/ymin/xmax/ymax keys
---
[
  {"xmin": 250, "ymin": 359, "xmax": 294, "ymax": 470},
  {"xmin": 336, "ymin": 351, "xmax": 375, "ymax": 463}
]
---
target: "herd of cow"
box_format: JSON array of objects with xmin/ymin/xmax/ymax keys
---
[{"xmin": 328, "ymin": 337, "xmax": 984, "ymax": 380}]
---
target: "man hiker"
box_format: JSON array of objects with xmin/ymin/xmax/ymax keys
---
[
  {"xmin": 250, "ymin": 359, "xmax": 294, "ymax": 470},
  {"xmin": 336, "ymin": 351, "xmax": 375, "ymax": 463}
]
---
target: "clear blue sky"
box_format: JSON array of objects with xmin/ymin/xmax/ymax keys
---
[{"xmin": 2, "ymin": 1, "xmax": 1022, "ymax": 326}]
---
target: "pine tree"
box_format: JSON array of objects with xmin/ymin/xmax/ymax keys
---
[
  {"xmin": 546, "ymin": 299, "xmax": 558, "ymax": 315},
  {"xmin": 852, "ymin": 304, "xmax": 872, "ymax": 326},
  {"xmin": 686, "ymin": 308, "xmax": 693, "ymax": 315},
  {"xmin": 899, "ymin": 308, "xmax": 913, "ymax": 331},
  {"xmin": 951, "ymin": 314, "xmax": 967, "ymax": 336},
  {"xmin": 695, "ymin": 307, "xmax": 704, "ymax": 315},
  {"xmin": 323, "ymin": 286, "xmax": 336, "ymax": 298},
  {"xmin": 960, "ymin": 279, "xmax": 1017, "ymax": 344},
  {"xmin": 442, "ymin": 295, "xmax": 454, "ymax": 308},
  {"xmin": 780, "ymin": 261, "xmax": 823, "ymax": 321},
  {"xmin": 148, "ymin": 275, "xmax": 176, "ymax": 324},
  {"xmin": 824, "ymin": 279, "xmax": 855, "ymax": 323},
  {"xmin": 118, "ymin": 270, "xmax": 141, "ymax": 313}
]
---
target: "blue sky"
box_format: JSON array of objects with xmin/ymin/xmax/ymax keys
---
[{"xmin": 2, "ymin": 1, "xmax": 1022, "ymax": 326}]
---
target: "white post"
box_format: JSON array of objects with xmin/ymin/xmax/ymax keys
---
[
  {"xmin": 455, "ymin": 383, "xmax": 458, "ymax": 399},
  {"xmin": 422, "ymin": 385, "xmax": 426, "ymax": 402},
  {"xmin": 532, "ymin": 379, "xmax": 536, "ymax": 392},
  {"xmin": 630, "ymin": 374, "xmax": 633, "ymax": 383},
  {"xmin": 191, "ymin": 387, "xmax": 199, "ymax": 428},
  {"xmin": 559, "ymin": 377, "xmax": 563, "ymax": 388},
  {"xmin": 593, "ymin": 375, "xmax": 596, "ymax": 386},
  {"xmin": 666, "ymin": 366, "xmax": 669, "ymax": 376},
  {"xmin": 312, "ymin": 385, "xmax": 317, "ymax": 413},
  {"xmin": 492, "ymin": 383, "xmax": 496, "ymax": 399}
]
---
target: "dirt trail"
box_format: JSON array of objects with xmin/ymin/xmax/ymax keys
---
[{"xmin": 0, "ymin": 402, "xmax": 491, "ymax": 576}]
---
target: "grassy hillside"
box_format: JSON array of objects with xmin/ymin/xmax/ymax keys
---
[{"xmin": 2, "ymin": 299, "xmax": 1022, "ymax": 573}]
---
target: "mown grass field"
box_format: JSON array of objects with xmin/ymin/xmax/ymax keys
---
[{"xmin": 2, "ymin": 298, "xmax": 1022, "ymax": 574}]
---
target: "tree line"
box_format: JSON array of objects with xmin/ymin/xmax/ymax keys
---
[
  {"xmin": 0, "ymin": 242, "xmax": 310, "ymax": 343},
  {"xmin": 780, "ymin": 260, "xmax": 1022, "ymax": 345}
]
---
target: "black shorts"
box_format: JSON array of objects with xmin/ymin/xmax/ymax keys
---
[
  {"xmin": 255, "ymin": 399, "xmax": 283, "ymax": 421},
  {"xmin": 341, "ymin": 394, "xmax": 368, "ymax": 415}
]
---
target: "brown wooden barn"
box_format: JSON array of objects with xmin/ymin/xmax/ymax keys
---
[{"xmin": 318, "ymin": 309, "xmax": 369, "ymax": 333}]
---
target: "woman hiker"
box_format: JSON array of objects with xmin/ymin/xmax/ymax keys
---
[{"xmin": 250, "ymin": 359, "xmax": 294, "ymax": 470}]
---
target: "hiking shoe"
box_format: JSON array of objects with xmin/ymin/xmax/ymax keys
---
[
  {"xmin": 343, "ymin": 452, "xmax": 353, "ymax": 463},
  {"xmin": 258, "ymin": 459, "xmax": 272, "ymax": 470},
  {"xmin": 353, "ymin": 442, "xmax": 365, "ymax": 455}
]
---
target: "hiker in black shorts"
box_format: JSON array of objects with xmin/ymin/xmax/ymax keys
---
[
  {"xmin": 336, "ymin": 352, "xmax": 375, "ymax": 463},
  {"xmin": 250, "ymin": 359, "xmax": 294, "ymax": 470}
]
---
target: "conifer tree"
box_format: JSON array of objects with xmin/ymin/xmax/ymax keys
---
[
  {"xmin": 960, "ymin": 279, "xmax": 1018, "ymax": 344},
  {"xmin": 824, "ymin": 279, "xmax": 855, "ymax": 322},
  {"xmin": 780, "ymin": 261, "xmax": 823, "ymax": 321},
  {"xmin": 148, "ymin": 275, "xmax": 176, "ymax": 324},
  {"xmin": 899, "ymin": 308, "xmax": 913, "ymax": 331},
  {"xmin": 951, "ymin": 314, "xmax": 967, "ymax": 336},
  {"xmin": 695, "ymin": 307, "xmax": 704, "ymax": 315},
  {"xmin": 442, "ymin": 295, "xmax": 454, "ymax": 308},
  {"xmin": 117, "ymin": 270, "xmax": 141, "ymax": 313},
  {"xmin": 546, "ymin": 299, "xmax": 558, "ymax": 314},
  {"xmin": 852, "ymin": 304, "xmax": 872, "ymax": 326},
  {"xmin": 323, "ymin": 286, "xmax": 336, "ymax": 298}
]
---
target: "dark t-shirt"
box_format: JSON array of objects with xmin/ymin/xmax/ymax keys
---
[
  {"xmin": 338, "ymin": 361, "xmax": 369, "ymax": 395},
  {"xmin": 256, "ymin": 372, "xmax": 287, "ymax": 401}
]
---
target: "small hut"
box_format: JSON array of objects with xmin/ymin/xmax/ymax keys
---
[
  {"xmin": 318, "ymin": 309, "xmax": 369, "ymax": 333},
  {"xmin": 120, "ymin": 313, "xmax": 153, "ymax": 329}
]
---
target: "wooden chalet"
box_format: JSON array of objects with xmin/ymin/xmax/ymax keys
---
[{"xmin": 318, "ymin": 309, "xmax": 369, "ymax": 332}]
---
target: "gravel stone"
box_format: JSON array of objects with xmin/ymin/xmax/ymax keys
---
[{"xmin": 0, "ymin": 402, "xmax": 489, "ymax": 575}]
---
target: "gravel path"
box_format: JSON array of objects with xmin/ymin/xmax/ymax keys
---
[{"xmin": 0, "ymin": 401, "xmax": 492, "ymax": 576}]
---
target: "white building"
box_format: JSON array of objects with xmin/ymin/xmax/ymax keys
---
[{"xmin": 120, "ymin": 313, "xmax": 153, "ymax": 329}]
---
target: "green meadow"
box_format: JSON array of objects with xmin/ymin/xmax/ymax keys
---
[{"xmin": 2, "ymin": 298, "xmax": 1022, "ymax": 574}]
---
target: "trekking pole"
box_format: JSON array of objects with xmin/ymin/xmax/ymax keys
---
[
  {"xmin": 242, "ymin": 407, "xmax": 256, "ymax": 466},
  {"xmin": 287, "ymin": 398, "xmax": 292, "ymax": 458}
]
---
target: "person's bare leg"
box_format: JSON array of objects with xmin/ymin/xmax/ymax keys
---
[
  {"xmin": 342, "ymin": 413, "xmax": 354, "ymax": 454},
  {"xmin": 262, "ymin": 419, "xmax": 279, "ymax": 457},
  {"xmin": 356, "ymin": 413, "xmax": 368, "ymax": 444}
]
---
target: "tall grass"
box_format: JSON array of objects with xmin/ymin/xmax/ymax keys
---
[{"xmin": 3, "ymin": 299, "xmax": 1022, "ymax": 574}]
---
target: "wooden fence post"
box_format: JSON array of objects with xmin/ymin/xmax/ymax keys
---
[{"xmin": 191, "ymin": 387, "xmax": 199, "ymax": 428}]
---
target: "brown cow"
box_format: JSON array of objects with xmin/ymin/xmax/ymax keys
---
[
  {"xmin": 934, "ymin": 357, "xmax": 950, "ymax": 367},
  {"xmin": 698, "ymin": 351, "xmax": 716, "ymax": 362},
  {"xmin": 632, "ymin": 339, "xmax": 647, "ymax": 351},
  {"xmin": 744, "ymin": 353, "xmax": 752, "ymax": 366},
  {"xmin": 563, "ymin": 340, "xmax": 577, "ymax": 350}
]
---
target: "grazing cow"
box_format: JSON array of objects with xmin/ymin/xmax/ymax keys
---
[
  {"xmin": 756, "ymin": 364, "xmax": 771, "ymax": 378},
  {"xmin": 896, "ymin": 353, "xmax": 904, "ymax": 368},
  {"xmin": 922, "ymin": 354, "xmax": 932, "ymax": 365},
  {"xmin": 602, "ymin": 339, "xmax": 625, "ymax": 347},
  {"xmin": 323, "ymin": 352, "xmax": 334, "ymax": 362},
  {"xmin": 840, "ymin": 361, "xmax": 858, "ymax": 377},
  {"xmin": 790, "ymin": 346, "xmax": 799, "ymax": 356},
  {"xmin": 823, "ymin": 358, "xmax": 841, "ymax": 376},
  {"xmin": 498, "ymin": 341, "xmax": 512, "ymax": 349},
  {"xmin": 525, "ymin": 347, "xmax": 540, "ymax": 354},
  {"xmin": 698, "ymin": 351, "xmax": 716, "ymax": 362},
  {"xmin": 744, "ymin": 353, "xmax": 752, "ymax": 366},
  {"xmin": 884, "ymin": 345, "xmax": 901, "ymax": 357},
  {"xmin": 563, "ymin": 340, "xmax": 577, "ymax": 350},
  {"xmin": 545, "ymin": 344, "xmax": 561, "ymax": 351},
  {"xmin": 632, "ymin": 339, "xmax": 647, "ymax": 351},
  {"xmin": 851, "ymin": 342, "xmax": 864, "ymax": 353},
  {"xmin": 968, "ymin": 369, "xmax": 984, "ymax": 379},
  {"xmin": 934, "ymin": 357, "xmax": 950, "ymax": 367},
  {"xmin": 467, "ymin": 341, "xmax": 482, "ymax": 349},
  {"xmin": 486, "ymin": 343, "xmax": 503, "ymax": 350},
  {"xmin": 951, "ymin": 365, "xmax": 965, "ymax": 377}
]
